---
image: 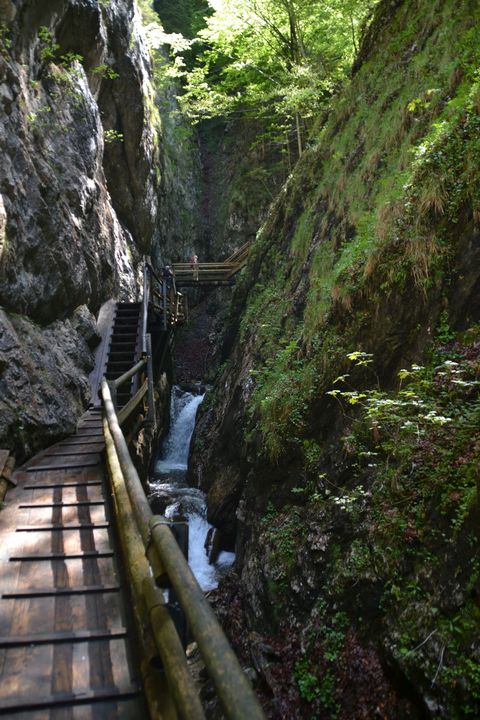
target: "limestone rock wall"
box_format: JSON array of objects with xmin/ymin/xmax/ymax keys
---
[{"xmin": 0, "ymin": 0, "xmax": 159, "ymax": 459}]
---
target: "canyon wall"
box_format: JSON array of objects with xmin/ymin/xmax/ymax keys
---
[
  {"xmin": 0, "ymin": 0, "xmax": 158, "ymax": 458},
  {"xmin": 190, "ymin": 0, "xmax": 480, "ymax": 716}
]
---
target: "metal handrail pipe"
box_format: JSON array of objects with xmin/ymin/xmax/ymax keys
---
[
  {"xmin": 112, "ymin": 358, "xmax": 147, "ymax": 390},
  {"xmin": 102, "ymin": 378, "xmax": 165, "ymax": 583},
  {"xmin": 145, "ymin": 261, "xmax": 163, "ymax": 285},
  {"xmin": 149, "ymin": 518, "xmax": 266, "ymax": 720}
]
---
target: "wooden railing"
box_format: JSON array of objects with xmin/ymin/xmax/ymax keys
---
[
  {"xmin": 172, "ymin": 241, "xmax": 250, "ymax": 285},
  {"xmin": 142, "ymin": 258, "xmax": 186, "ymax": 330},
  {"xmin": 101, "ymin": 256, "xmax": 264, "ymax": 720}
]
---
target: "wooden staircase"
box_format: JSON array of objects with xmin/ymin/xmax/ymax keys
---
[
  {"xmin": 104, "ymin": 302, "xmax": 142, "ymax": 409},
  {"xmin": 89, "ymin": 301, "xmax": 142, "ymax": 411}
]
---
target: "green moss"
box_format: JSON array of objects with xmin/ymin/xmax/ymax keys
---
[{"xmin": 260, "ymin": 506, "xmax": 305, "ymax": 596}]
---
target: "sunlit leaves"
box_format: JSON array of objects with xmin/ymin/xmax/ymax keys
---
[{"xmin": 175, "ymin": 0, "xmax": 379, "ymax": 140}]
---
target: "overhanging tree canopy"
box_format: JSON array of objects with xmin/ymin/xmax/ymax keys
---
[{"xmin": 173, "ymin": 0, "xmax": 378, "ymax": 155}]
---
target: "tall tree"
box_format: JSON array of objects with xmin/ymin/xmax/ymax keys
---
[{"xmin": 175, "ymin": 0, "xmax": 377, "ymax": 158}]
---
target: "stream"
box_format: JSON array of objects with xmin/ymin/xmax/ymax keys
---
[{"xmin": 149, "ymin": 386, "xmax": 235, "ymax": 591}]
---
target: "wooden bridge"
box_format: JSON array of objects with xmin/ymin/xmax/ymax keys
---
[
  {"xmin": 171, "ymin": 242, "xmax": 250, "ymax": 286},
  {"xmin": 0, "ymin": 260, "xmax": 264, "ymax": 719}
]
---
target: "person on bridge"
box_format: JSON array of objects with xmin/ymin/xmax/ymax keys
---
[
  {"xmin": 163, "ymin": 265, "xmax": 175, "ymax": 309},
  {"xmin": 190, "ymin": 253, "xmax": 199, "ymax": 281},
  {"xmin": 163, "ymin": 264, "xmax": 174, "ymax": 287}
]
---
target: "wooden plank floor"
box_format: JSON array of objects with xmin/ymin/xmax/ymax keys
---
[{"xmin": 0, "ymin": 411, "xmax": 145, "ymax": 719}]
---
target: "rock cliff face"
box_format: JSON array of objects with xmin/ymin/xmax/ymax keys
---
[
  {"xmin": 190, "ymin": 0, "xmax": 480, "ymax": 716},
  {"xmin": 0, "ymin": 0, "xmax": 158, "ymax": 459},
  {"xmin": 195, "ymin": 118, "xmax": 286, "ymax": 261}
]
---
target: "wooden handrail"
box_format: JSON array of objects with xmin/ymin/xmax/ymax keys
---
[
  {"xmin": 117, "ymin": 379, "xmax": 148, "ymax": 425},
  {"xmin": 171, "ymin": 243, "xmax": 250, "ymax": 285},
  {"xmin": 104, "ymin": 419, "xmax": 204, "ymax": 719},
  {"xmin": 172, "ymin": 263, "xmax": 238, "ymax": 269},
  {"xmin": 112, "ymin": 357, "xmax": 147, "ymax": 390},
  {"xmin": 101, "ymin": 379, "xmax": 265, "ymax": 720},
  {"xmin": 224, "ymin": 241, "xmax": 250, "ymax": 263}
]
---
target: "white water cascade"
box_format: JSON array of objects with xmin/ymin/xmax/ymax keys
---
[{"xmin": 150, "ymin": 387, "xmax": 235, "ymax": 591}]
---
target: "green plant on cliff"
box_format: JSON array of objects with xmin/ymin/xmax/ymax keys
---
[
  {"xmin": 104, "ymin": 128, "xmax": 124, "ymax": 144},
  {"xmin": 0, "ymin": 24, "xmax": 12, "ymax": 57},
  {"xmin": 293, "ymin": 604, "xmax": 348, "ymax": 715},
  {"xmin": 320, "ymin": 330, "xmax": 480, "ymax": 706},
  {"xmin": 38, "ymin": 26, "xmax": 60, "ymax": 62},
  {"xmin": 260, "ymin": 505, "xmax": 305, "ymax": 600},
  {"xmin": 92, "ymin": 63, "xmax": 119, "ymax": 80}
]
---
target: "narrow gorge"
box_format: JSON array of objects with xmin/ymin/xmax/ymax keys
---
[{"xmin": 0, "ymin": 0, "xmax": 479, "ymax": 718}]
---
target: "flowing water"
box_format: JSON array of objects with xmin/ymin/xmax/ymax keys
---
[{"xmin": 150, "ymin": 386, "xmax": 235, "ymax": 591}]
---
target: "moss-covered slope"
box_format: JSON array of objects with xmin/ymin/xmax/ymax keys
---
[{"xmin": 191, "ymin": 0, "xmax": 480, "ymax": 716}]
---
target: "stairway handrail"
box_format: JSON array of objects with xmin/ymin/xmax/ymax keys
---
[
  {"xmin": 112, "ymin": 357, "xmax": 147, "ymax": 391},
  {"xmin": 144, "ymin": 259, "xmax": 183, "ymax": 328},
  {"xmin": 101, "ymin": 378, "xmax": 265, "ymax": 720},
  {"xmin": 224, "ymin": 241, "xmax": 251, "ymax": 264}
]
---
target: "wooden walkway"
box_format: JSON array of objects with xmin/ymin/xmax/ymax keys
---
[
  {"xmin": 172, "ymin": 241, "xmax": 250, "ymax": 286},
  {"xmin": 0, "ymin": 409, "xmax": 145, "ymax": 718}
]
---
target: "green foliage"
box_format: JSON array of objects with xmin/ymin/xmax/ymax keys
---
[
  {"xmin": 38, "ymin": 26, "xmax": 60, "ymax": 62},
  {"xmin": 104, "ymin": 128, "xmax": 124, "ymax": 144},
  {"xmin": 328, "ymin": 340, "xmax": 480, "ymax": 522},
  {"xmin": 27, "ymin": 105, "xmax": 52, "ymax": 129},
  {"xmin": 250, "ymin": 332, "xmax": 315, "ymax": 459},
  {"xmin": 293, "ymin": 604, "xmax": 347, "ymax": 715},
  {"xmin": 295, "ymin": 659, "xmax": 319, "ymax": 702},
  {"xmin": 153, "ymin": 0, "xmax": 211, "ymax": 38},
  {"xmin": 173, "ymin": 0, "xmax": 379, "ymax": 156},
  {"xmin": 260, "ymin": 506, "xmax": 305, "ymax": 595},
  {"xmin": 92, "ymin": 63, "xmax": 119, "ymax": 80},
  {"xmin": 0, "ymin": 23, "xmax": 11, "ymax": 57}
]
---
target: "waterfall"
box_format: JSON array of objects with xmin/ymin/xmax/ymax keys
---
[
  {"xmin": 156, "ymin": 390, "xmax": 204, "ymax": 473},
  {"xmin": 150, "ymin": 386, "xmax": 234, "ymax": 591}
]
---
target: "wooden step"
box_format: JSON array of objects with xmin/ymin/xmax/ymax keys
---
[
  {"xmin": 0, "ymin": 684, "xmax": 140, "ymax": 714},
  {"xmin": 0, "ymin": 627, "xmax": 127, "ymax": 648},
  {"xmin": 10, "ymin": 551, "xmax": 114, "ymax": 561},
  {"xmin": 27, "ymin": 461, "xmax": 100, "ymax": 472},
  {"xmin": 2, "ymin": 583, "xmax": 120, "ymax": 598}
]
